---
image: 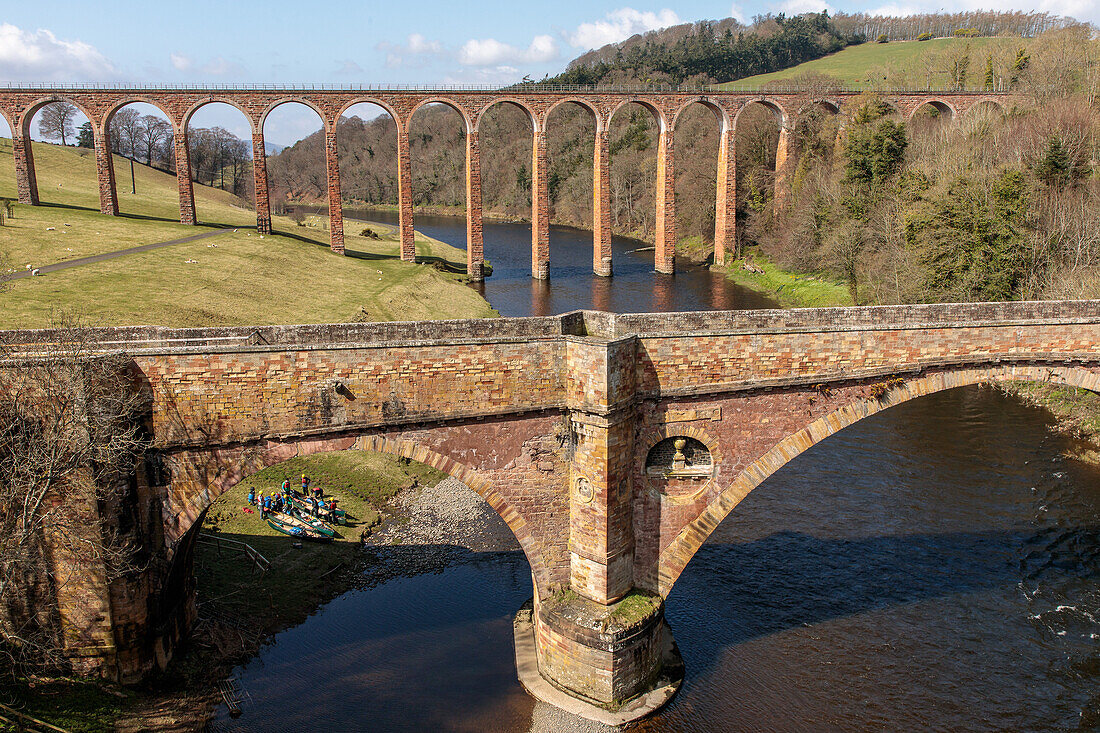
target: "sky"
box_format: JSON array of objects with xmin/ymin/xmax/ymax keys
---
[{"xmin": 1, "ymin": 0, "xmax": 1096, "ymax": 146}]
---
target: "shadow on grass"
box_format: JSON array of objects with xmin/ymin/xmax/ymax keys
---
[{"xmin": 37, "ymin": 200, "xmax": 253, "ymax": 231}]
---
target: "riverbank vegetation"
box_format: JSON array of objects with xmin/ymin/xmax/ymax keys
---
[
  {"xmin": 0, "ymin": 451, "xmax": 449, "ymax": 731},
  {"xmin": 263, "ymin": 12, "xmax": 1097, "ymax": 308},
  {"xmin": 0, "ymin": 140, "xmax": 495, "ymax": 328}
]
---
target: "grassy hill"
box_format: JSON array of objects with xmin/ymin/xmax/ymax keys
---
[
  {"xmin": 722, "ymin": 36, "xmax": 1020, "ymax": 89},
  {"xmin": 0, "ymin": 139, "xmax": 494, "ymax": 328}
]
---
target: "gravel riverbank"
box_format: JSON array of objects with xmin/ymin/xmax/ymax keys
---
[{"xmin": 366, "ymin": 477, "xmax": 616, "ymax": 732}]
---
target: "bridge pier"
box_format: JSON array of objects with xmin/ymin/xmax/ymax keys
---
[
  {"xmin": 173, "ymin": 129, "xmax": 196, "ymax": 225},
  {"xmin": 465, "ymin": 130, "xmax": 485, "ymax": 281},
  {"xmin": 774, "ymin": 124, "xmax": 791, "ymax": 209},
  {"xmin": 396, "ymin": 127, "xmax": 416, "ymax": 262},
  {"xmin": 531, "ymin": 128, "xmax": 550, "ymax": 280},
  {"xmin": 654, "ymin": 128, "xmax": 675, "ymax": 275},
  {"xmin": 714, "ymin": 123, "xmax": 736, "ymax": 266},
  {"xmin": 324, "ymin": 126, "xmax": 344, "ymax": 254},
  {"xmin": 13, "ymin": 127, "xmax": 38, "ymax": 205},
  {"xmin": 593, "ymin": 129, "xmax": 612, "ymax": 278},
  {"xmin": 251, "ymin": 130, "xmax": 272, "ymax": 234},
  {"xmin": 93, "ymin": 125, "xmax": 119, "ymax": 216}
]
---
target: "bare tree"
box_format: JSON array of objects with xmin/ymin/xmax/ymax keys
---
[
  {"xmin": 109, "ymin": 108, "xmax": 143, "ymax": 159},
  {"xmin": 36, "ymin": 102, "xmax": 78, "ymax": 147},
  {"xmin": 0, "ymin": 319, "xmax": 148, "ymax": 675},
  {"xmin": 139, "ymin": 116, "xmax": 171, "ymax": 167}
]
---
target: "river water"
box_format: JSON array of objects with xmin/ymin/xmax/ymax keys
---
[{"xmin": 216, "ymin": 215, "xmax": 1100, "ymax": 731}]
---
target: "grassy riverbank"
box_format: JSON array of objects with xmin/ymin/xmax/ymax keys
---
[
  {"xmin": 998, "ymin": 383, "xmax": 1100, "ymax": 464},
  {"xmin": 3, "ymin": 451, "xmax": 449, "ymax": 731},
  {"xmin": 714, "ymin": 250, "xmax": 852, "ymax": 308},
  {"xmin": 192, "ymin": 451, "xmax": 446, "ymax": 634},
  {"xmin": 0, "ymin": 139, "xmax": 495, "ymax": 328}
]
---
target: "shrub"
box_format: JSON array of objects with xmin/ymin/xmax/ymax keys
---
[
  {"xmin": 917, "ymin": 32, "xmax": 933, "ymax": 41},
  {"xmin": 877, "ymin": 34, "xmax": 889, "ymax": 44},
  {"xmin": 953, "ymin": 28, "xmax": 980, "ymax": 38}
]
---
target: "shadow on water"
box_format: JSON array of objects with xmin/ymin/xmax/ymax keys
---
[{"xmin": 672, "ymin": 525, "xmax": 1100, "ymax": 676}]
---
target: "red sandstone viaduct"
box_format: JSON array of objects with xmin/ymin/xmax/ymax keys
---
[{"xmin": 0, "ymin": 86, "xmax": 1010, "ymax": 279}]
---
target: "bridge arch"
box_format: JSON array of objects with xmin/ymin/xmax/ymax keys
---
[
  {"xmin": 733, "ymin": 97, "xmax": 787, "ymax": 129},
  {"xmin": 545, "ymin": 97, "xmax": 602, "ymax": 132},
  {"xmin": 408, "ymin": 97, "xmax": 473, "ymax": 133},
  {"xmin": 908, "ymin": 98, "xmax": 957, "ymax": 121},
  {"xmin": 19, "ymin": 95, "xmax": 97, "ymax": 133},
  {"xmin": 655, "ymin": 364, "xmax": 1100, "ymax": 596},
  {"xmin": 475, "ymin": 97, "xmax": 536, "ymax": 133},
  {"xmin": 103, "ymin": 97, "xmax": 175, "ymax": 130},
  {"xmin": 336, "ymin": 97, "xmax": 402, "ymax": 130},
  {"xmin": 966, "ymin": 99, "xmax": 1006, "ymax": 118},
  {"xmin": 258, "ymin": 97, "xmax": 330, "ymax": 133},
  {"xmin": 165, "ymin": 432, "xmax": 555, "ymax": 593},
  {"xmin": 672, "ymin": 97, "xmax": 729, "ymax": 132},
  {"xmin": 608, "ymin": 98, "xmax": 667, "ymax": 132},
  {"xmin": 181, "ymin": 97, "xmax": 256, "ymax": 133}
]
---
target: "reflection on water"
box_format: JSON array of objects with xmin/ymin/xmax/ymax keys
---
[
  {"xmin": 329, "ymin": 209, "xmax": 777, "ymax": 317},
  {"xmin": 218, "ymin": 387, "xmax": 1100, "ymax": 731}
]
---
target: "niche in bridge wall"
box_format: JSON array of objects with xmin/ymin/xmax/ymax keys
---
[{"xmin": 644, "ymin": 436, "xmax": 714, "ymax": 503}]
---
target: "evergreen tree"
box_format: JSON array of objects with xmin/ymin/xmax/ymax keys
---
[
  {"xmin": 77, "ymin": 122, "xmax": 94, "ymax": 149},
  {"xmin": 983, "ymin": 54, "xmax": 995, "ymax": 90}
]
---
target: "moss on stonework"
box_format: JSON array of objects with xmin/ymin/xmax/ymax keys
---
[{"xmin": 607, "ymin": 590, "xmax": 663, "ymax": 628}]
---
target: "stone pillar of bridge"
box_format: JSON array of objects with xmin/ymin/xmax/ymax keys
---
[
  {"xmin": 465, "ymin": 130, "xmax": 485, "ymax": 281},
  {"xmin": 593, "ymin": 129, "xmax": 612, "ymax": 277},
  {"xmin": 93, "ymin": 125, "xmax": 119, "ymax": 217},
  {"xmin": 654, "ymin": 127, "xmax": 676, "ymax": 274},
  {"xmin": 531, "ymin": 127, "xmax": 550, "ymax": 280},
  {"xmin": 774, "ymin": 124, "xmax": 791, "ymax": 209},
  {"xmin": 13, "ymin": 126, "xmax": 39, "ymax": 206},
  {"xmin": 173, "ymin": 128, "xmax": 196, "ymax": 225},
  {"xmin": 714, "ymin": 122, "xmax": 737, "ymax": 266},
  {"xmin": 397, "ymin": 126, "xmax": 415, "ymax": 262},
  {"xmin": 251, "ymin": 130, "xmax": 271, "ymax": 235},
  {"xmin": 521, "ymin": 332, "xmax": 679, "ymax": 717},
  {"xmin": 324, "ymin": 125, "xmax": 344, "ymax": 254}
]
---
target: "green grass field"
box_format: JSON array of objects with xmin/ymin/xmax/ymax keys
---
[
  {"xmin": 723, "ymin": 37, "xmax": 1020, "ymax": 89},
  {"xmin": 0, "ymin": 139, "xmax": 495, "ymax": 328},
  {"xmin": 195, "ymin": 451, "xmax": 446, "ymax": 632}
]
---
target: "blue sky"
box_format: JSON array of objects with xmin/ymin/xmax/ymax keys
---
[{"xmin": 2, "ymin": 0, "xmax": 1095, "ymax": 145}]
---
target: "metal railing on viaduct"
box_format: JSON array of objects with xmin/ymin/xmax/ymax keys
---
[{"xmin": 0, "ymin": 86, "xmax": 1011, "ymax": 279}]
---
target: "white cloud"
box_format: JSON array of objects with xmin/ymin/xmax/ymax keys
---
[
  {"xmin": 858, "ymin": 0, "xmax": 1099, "ymax": 23},
  {"xmin": 378, "ymin": 33, "xmax": 447, "ymax": 68},
  {"xmin": 458, "ymin": 35, "xmax": 559, "ymax": 66},
  {"xmin": 335, "ymin": 59, "xmax": 364, "ymax": 75},
  {"xmin": 0, "ymin": 23, "xmax": 115, "ymax": 81},
  {"xmin": 778, "ymin": 0, "xmax": 833, "ymax": 13},
  {"xmin": 864, "ymin": 3, "xmax": 919, "ymax": 15},
  {"xmin": 170, "ymin": 53, "xmax": 192, "ymax": 72},
  {"xmin": 568, "ymin": 8, "xmax": 681, "ymax": 50},
  {"xmin": 170, "ymin": 52, "xmax": 243, "ymax": 77},
  {"xmin": 730, "ymin": 3, "xmax": 750, "ymax": 23},
  {"xmin": 443, "ymin": 65, "xmax": 524, "ymax": 85},
  {"xmin": 406, "ymin": 33, "xmax": 442, "ymax": 54}
]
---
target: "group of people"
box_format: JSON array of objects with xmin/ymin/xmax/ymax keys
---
[{"xmin": 246, "ymin": 474, "xmax": 341, "ymax": 523}]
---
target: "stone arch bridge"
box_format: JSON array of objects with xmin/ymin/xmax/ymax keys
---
[
  {"xmin": 0, "ymin": 85, "xmax": 1009, "ymax": 279},
  {"xmin": 6, "ymin": 298, "xmax": 1094, "ymax": 718}
]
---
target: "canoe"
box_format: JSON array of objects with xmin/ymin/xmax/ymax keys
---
[
  {"xmin": 266, "ymin": 513, "xmax": 333, "ymax": 543},
  {"xmin": 287, "ymin": 493, "xmax": 346, "ymax": 526}
]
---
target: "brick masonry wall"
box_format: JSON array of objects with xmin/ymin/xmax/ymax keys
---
[{"xmin": 6, "ymin": 299, "xmax": 1098, "ymax": 686}]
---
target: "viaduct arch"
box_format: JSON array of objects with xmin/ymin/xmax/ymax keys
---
[
  {"xmin": 0, "ymin": 86, "xmax": 1011, "ymax": 279},
  {"xmin": 6, "ymin": 297, "xmax": 1091, "ymax": 720}
]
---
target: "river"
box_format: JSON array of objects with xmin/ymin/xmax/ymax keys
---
[{"xmin": 215, "ymin": 214, "xmax": 1100, "ymax": 731}]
